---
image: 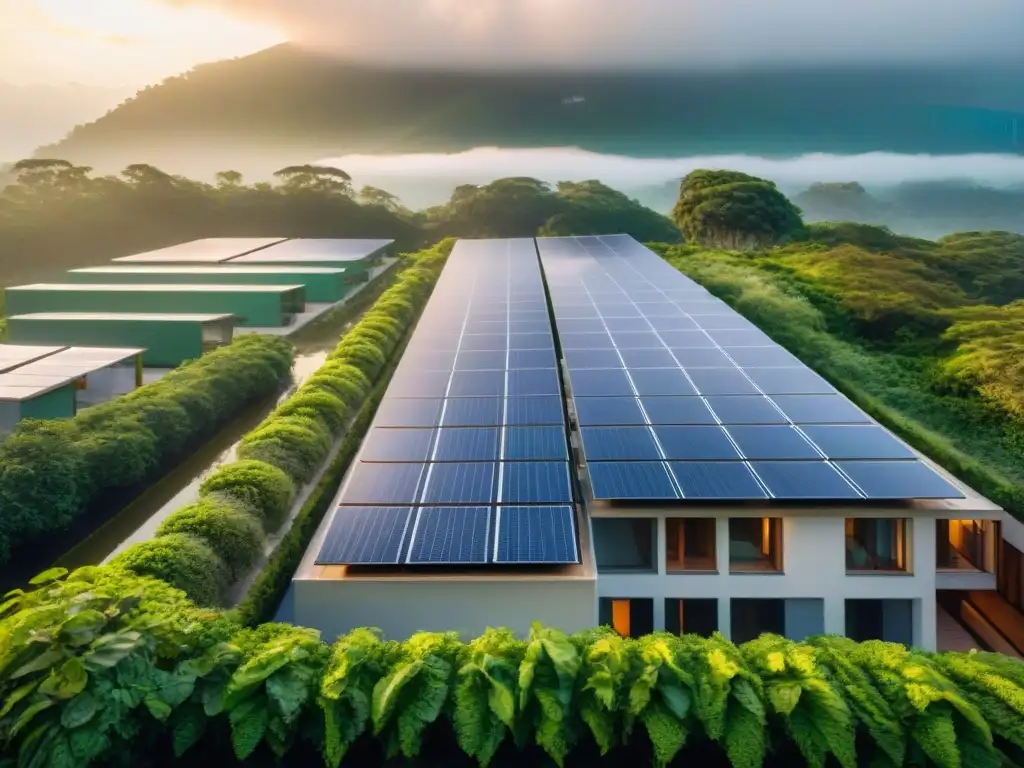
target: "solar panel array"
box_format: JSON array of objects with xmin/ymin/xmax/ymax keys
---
[
  {"xmin": 537, "ymin": 235, "xmax": 964, "ymax": 502},
  {"xmin": 317, "ymin": 239, "xmax": 580, "ymax": 567}
]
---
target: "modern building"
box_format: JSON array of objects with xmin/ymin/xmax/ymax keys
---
[
  {"xmin": 111, "ymin": 237, "xmax": 287, "ymax": 263},
  {"xmin": 3, "ymin": 284, "xmax": 305, "ymax": 327},
  {"xmin": 229, "ymin": 238, "xmax": 393, "ymax": 281},
  {"xmin": 0, "ymin": 344, "xmax": 143, "ymax": 434},
  {"xmin": 5, "ymin": 313, "xmax": 235, "ymax": 368},
  {"xmin": 291, "ymin": 236, "xmax": 1003, "ymax": 650},
  {"xmin": 64, "ymin": 266, "xmax": 349, "ymax": 303}
]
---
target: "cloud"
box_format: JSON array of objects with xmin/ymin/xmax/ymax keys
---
[{"xmin": 161, "ymin": 0, "xmax": 1024, "ymax": 69}]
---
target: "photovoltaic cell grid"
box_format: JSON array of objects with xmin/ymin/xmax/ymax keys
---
[
  {"xmin": 537, "ymin": 235, "xmax": 964, "ymax": 503},
  {"xmin": 317, "ymin": 239, "xmax": 580, "ymax": 566}
]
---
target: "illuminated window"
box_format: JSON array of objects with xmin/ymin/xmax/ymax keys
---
[
  {"xmin": 845, "ymin": 519, "xmax": 908, "ymax": 572},
  {"xmin": 666, "ymin": 518, "xmax": 716, "ymax": 572},
  {"xmin": 729, "ymin": 518, "xmax": 783, "ymax": 573}
]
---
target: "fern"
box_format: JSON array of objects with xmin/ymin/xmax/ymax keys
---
[
  {"xmin": 518, "ymin": 623, "xmax": 581, "ymax": 766},
  {"xmin": 454, "ymin": 628, "xmax": 524, "ymax": 766}
]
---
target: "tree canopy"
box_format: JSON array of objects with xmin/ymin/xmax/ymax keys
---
[{"xmin": 672, "ymin": 169, "xmax": 805, "ymax": 250}]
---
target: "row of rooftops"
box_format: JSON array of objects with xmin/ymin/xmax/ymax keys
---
[{"xmin": 0, "ymin": 344, "xmax": 143, "ymax": 401}]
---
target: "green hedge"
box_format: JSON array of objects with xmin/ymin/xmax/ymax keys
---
[
  {"xmin": 0, "ymin": 334, "xmax": 293, "ymax": 564},
  {"xmin": 114, "ymin": 242, "xmax": 450, "ymax": 607},
  {"xmin": 2, "ymin": 567, "xmax": 1024, "ymax": 768}
]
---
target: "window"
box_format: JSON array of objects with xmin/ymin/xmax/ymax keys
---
[
  {"xmin": 845, "ymin": 518, "xmax": 908, "ymax": 572},
  {"xmin": 665, "ymin": 599, "xmax": 718, "ymax": 637},
  {"xmin": 937, "ymin": 519, "xmax": 988, "ymax": 571},
  {"xmin": 666, "ymin": 518, "xmax": 716, "ymax": 572},
  {"xmin": 730, "ymin": 599, "xmax": 785, "ymax": 643},
  {"xmin": 729, "ymin": 518, "xmax": 782, "ymax": 573},
  {"xmin": 592, "ymin": 518, "xmax": 656, "ymax": 572},
  {"xmin": 845, "ymin": 599, "xmax": 913, "ymax": 645},
  {"xmin": 599, "ymin": 598, "xmax": 654, "ymax": 638}
]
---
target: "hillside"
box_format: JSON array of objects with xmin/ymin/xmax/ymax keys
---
[{"xmin": 37, "ymin": 45, "xmax": 1024, "ymax": 177}]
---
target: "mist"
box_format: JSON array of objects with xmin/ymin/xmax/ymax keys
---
[{"xmin": 166, "ymin": 0, "xmax": 1024, "ymax": 70}]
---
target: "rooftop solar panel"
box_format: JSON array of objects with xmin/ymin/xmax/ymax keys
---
[
  {"xmin": 799, "ymin": 425, "xmax": 916, "ymax": 460},
  {"xmin": 574, "ymin": 397, "xmax": 646, "ymax": 426},
  {"xmin": 668, "ymin": 462, "xmax": 768, "ymax": 500},
  {"xmin": 629, "ymin": 368, "xmax": 696, "ymax": 396},
  {"xmin": 442, "ymin": 397, "xmax": 504, "ymax": 427},
  {"xmin": 495, "ymin": 506, "xmax": 579, "ymax": 564},
  {"xmin": 705, "ymin": 396, "xmax": 788, "ymax": 425},
  {"xmin": 315, "ymin": 506, "xmax": 411, "ymax": 565},
  {"xmin": 725, "ymin": 425, "xmax": 822, "ymax": 461},
  {"xmin": 448, "ymin": 370, "xmax": 506, "ymax": 398},
  {"xmin": 503, "ymin": 426, "xmax": 569, "ymax": 461},
  {"xmin": 654, "ymin": 426, "xmax": 742, "ymax": 460},
  {"xmin": 374, "ymin": 398, "xmax": 443, "ymax": 428},
  {"xmin": 685, "ymin": 368, "xmax": 760, "ymax": 396},
  {"xmin": 340, "ymin": 463, "xmax": 425, "ymax": 505},
  {"xmin": 646, "ymin": 315, "xmax": 700, "ymax": 331},
  {"xmin": 569, "ymin": 368, "xmax": 635, "ymax": 397},
  {"xmin": 434, "ymin": 428, "xmax": 500, "ymax": 462},
  {"xmin": 360, "ymin": 428, "xmax": 437, "ymax": 462},
  {"xmin": 502, "ymin": 462, "xmax": 573, "ymax": 503},
  {"xmin": 751, "ymin": 461, "xmax": 862, "ymax": 500},
  {"xmin": 507, "ymin": 369, "xmax": 561, "ymax": 396},
  {"xmin": 387, "ymin": 370, "xmax": 452, "ymax": 398},
  {"xmin": 639, "ymin": 396, "xmax": 718, "ymax": 425},
  {"xmin": 605, "ymin": 317, "xmax": 654, "ymax": 333},
  {"xmin": 670, "ymin": 348, "xmax": 734, "ymax": 367},
  {"xmin": 422, "ymin": 461, "xmax": 498, "ymax": 504},
  {"xmin": 505, "ymin": 396, "xmax": 565, "ymax": 425},
  {"xmin": 770, "ymin": 395, "xmax": 872, "ymax": 424},
  {"xmin": 507, "ymin": 349, "xmax": 558, "ymax": 369},
  {"xmin": 563, "ymin": 349, "xmax": 623, "ymax": 369},
  {"xmin": 588, "ymin": 461, "xmax": 679, "ymax": 500},
  {"xmin": 835, "ymin": 460, "xmax": 964, "ymax": 499},
  {"xmin": 617, "ymin": 349, "xmax": 679, "ymax": 369},
  {"xmin": 406, "ymin": 507, "xmax": 491, "ymax": 564},
  {"xmin": 746, "ymin": 367, "xmax": 836, "ymax": 395},
  {"xmin": 455, "ymin": 350, "xmax": 507, "ymax": 371},
  {"xmin": 580, "ymin": 426, "xmax": 662, "ymax": 461}
]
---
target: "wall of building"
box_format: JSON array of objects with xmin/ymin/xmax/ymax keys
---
[
  {"xmin": 591, "ymin": 510, "xmax": 1001, "ymax": 651},
  {"xmin": 20, "ymin": 385, "xmax": 77, "ymax": 421},
  {"xmin": 76, "ymin": 364, "xmax": 137, "ymax": 408},
  {"xmin": 0, "ymin": 401, "xmax": 21, "ymax": 436},
  {"xmin": 292, "ymin": 576, "xmax": 596, "ymax": 642}
]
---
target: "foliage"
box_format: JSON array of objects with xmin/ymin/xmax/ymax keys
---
[
  {"xmin": 155, "ymin": 496, "xmax": 265, "ymax": 581},
  {"xmin": 941, "ymin": 302, "xmax": 1024, "ymax": 418},
  {"xmin": 4, "ymin": 571, "xmax": 1024, "ymax": 768},
  {"xmin": 672, "ymin": 170, "xmax": 804, "ymax": 249},
  {"xmin": 0, "ymin": 335, "xmax": 293, "ymax": 566},
  {"xmin": 198, "ymin": 461, "xmax": 296, "ymax": 533},
  {"xmin": 110, "ymin": 534, "xmax": 231, "ymax": 608}
]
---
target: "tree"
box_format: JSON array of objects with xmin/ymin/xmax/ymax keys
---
[
  {"xmin": 358, "ymin": 185, "xmax": 401, "ymax": 211},
  {"xmin": 672, "ymin": 169, "xmax": 804, "ymax": 250},
  {"xmin": 122, "ymin": 163, "xmax": 176, "ymax": 188},
  {"xmin": 793, "ymin": 181, "xmax": 888, "ymax": 223},
  {"xmin": 273, "ymin": 164, "xmax": 353, "ymax": 196},
  {"xmin": 215, "ymin": 169, "xmax": 244, "ymax": 189}
]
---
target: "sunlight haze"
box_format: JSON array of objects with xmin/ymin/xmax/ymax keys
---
[{"xmin": 0, "ymin": 0, "xmax": 283, "ymax": 86}]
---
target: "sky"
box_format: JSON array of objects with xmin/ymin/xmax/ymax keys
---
[{"xmin": 4, "ymin": 0, "xmax": 1024, "ymax": 87}]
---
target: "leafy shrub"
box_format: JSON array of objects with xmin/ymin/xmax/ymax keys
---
[
  {"xmin": 238, "ymin": 417, "xmax": 333, "ymax": 485},
  {"xmin": 156, "ymin": 495, "xmax": 265, "ymax": 580},
  {"xmin": 199, "ymin": 459, "xmax": 296, "ymax": 532},
  {"xmin": 0, "ymin": 334, "xmax": 294, "ymax": 566},
  {"xmin": 273, "ymin": 390, "xmax": 349, "ymax": 433},
  {"xmin": 5, "ymin": 571, "xmax": 1024, "ymax": 768},
  {"xmin": 111, "ymin": 533, "xmax": 230, "ymax": 607}
]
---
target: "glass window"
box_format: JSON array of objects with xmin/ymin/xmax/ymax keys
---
[
  {"xmin": 937, "ymin": 519, "xmax": 988, "ymax": 571},
  {"xmin": 666, "ymin": 518, "xmax": 717, "ymax": 572},
  {"xmin": 845, "ymin": 518, "xmax": 908, "ymax": 572},
  {"xmin": 729, "ymin": 518, "xmax": 783, "ymax": 573},
  {"xmin": 592, "ymin": 518, "xmax": 656, "ymax": 572},
  {"xmin": 598, "ymin": 598, "xmax": 654, "ymax": 638},
  {"xmin": 730, "ymin": 599, "xmax": 784, "ymax": 643},
  {"xmin": 665, "ymin": 599, "xmax": 718, "ymax": 637}
]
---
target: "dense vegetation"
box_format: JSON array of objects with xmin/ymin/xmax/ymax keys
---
[
  {"xmin": 0, "ymin": 160, "xmax": 676, "ymax": 289},
  {"xmin": 0, "ymin": 335, "xmax": 293, "ymax": 567},
  {"xmin": 35, "ymin": 46, "xmax": 1022, "ymax": 170},
  {"xmin": 3, "ymin": 567, "xmax": 1024, "ymax": 768},
  {"xmin": 109, "ymin": 245, "xmax": 448, "ymax": 607}
]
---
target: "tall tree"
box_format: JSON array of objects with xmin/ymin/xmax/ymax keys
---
[{"xmin": 273, "ymin": 165, "xmax": 353, "ymax": 196}]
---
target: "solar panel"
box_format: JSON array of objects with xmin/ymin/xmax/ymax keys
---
[
  {"xmin": 751, "ymin": 461, "xmax": 861, "ymax": 499},
  {"xmin": 448, "ymin": 370, "xmax": 506, "ymax": 397},
  {"xmin": 460, "ymin": 334, "xmax": 507, "ymax": 352},
  {"xmin": 387, "ymin": 370, "xmax": 452, "ymax": 398},
  {"xmin": 770, "ymin": 395, "xmax": 872, "ymax": 424},
  {"xmin": 800, "ymin": 425, "xmax": 916, "ymax": 460},
  {"xmin": 569, "ymin": 368, "xmax": 635, "ymax": 397},
  {"xmin": 746, "ymin": 367, "xmax": 836, "ymax": 395},
  {"xmin": 609, "ymin": 331, "xmax": 663, "ymax": 349},
  {"xmin": 507, "ymin": 369, "xmax": 561, "ymax": 396},
  {"xmin": 561, "ymin": 333, "xmax": 615, "ymax": 350},
  {"xmin": 574, "ymin": 397, "xmax": 645, "ymax": 426},
  {"xmin": 629, "ymin": 368, "xmax": 696, "ymax": 396},
  {"xmin": 705, "ymin": 396, "xmax": 789, "ymax": 425},
  {"xmin": 605, "ymin": 317, "xmax": 653, "ymax": 333},
  {"xmin": 502, "ymin": 462, "xmax": 573, "ymax": 503},
  {"xmin": 647, "ymin": 315, "xmax": 700, "ymax": 331},
  {"xmin": 442, "ymin": 397, "xmax": 505, "ymax": 427},
  {"xmin": 654, "ymin": 426, "xmax": 742, "ymax": 460},
  {"xmin": 563, "ymin": 349, "xmax": 623, "ymax": 369},
  {"xmin": 510, "ymin": 333, "xmax": 554, "ymax": 350},
  {"xmin": 495, "ymin": 506, "xmax": 579, "ymax": 564},
  {"xmin": 503, "ymin": 426, "xmax": 569, "ymax": 461},
  {"xmin": 315, "ymin": 506, "xmax": 411, "ymax": 565},
  {"xmin": 660, "ymin": 330, "xmax": 717, "ymax": 348},
  {"xmin": 455, "ymin": 350, "xmax": 507, "ymax": 371},
  {"xmin": 685, "ymin": 368, "xmax": 760, "ymax": 396},
  {"xmin": 340, "ymin": 463, "xmax": 425, "ymax": 505},
  {"xmin": 725, "ymin": 426, "xmax": 822, "ymax": 460},
  {"xmin": 421, "ymin": 462, "xmax": 498, "ymax": 504},
  {"xmin": 726, "ymin": 346, "xmax": 801, "ymax": 367},
  {"xmin": 580, "ymin": 427, "xmax": 661, "ymax": 461},
  {"xmin": 708, "ymin": 330, "xmax": 775, "ymax": 347},
  {"xmin": 668, "ymin": 462, "xmax": 768, "ymax": 500},
  {"xmin": 670, "ymin": 348, "xmax": 734, "ymax": 367},
  {"xmin": 505, "ymin": 396, "xmax": 565, "ymax": 425},
  {"xmin": 360, "ymin": 428, "xmax": 437, "ymax": 462},
  {"xmin": 618, "ymin": 349, "xmax": 679, "ymax": 368},
  {"xmin": 835, "ymin": 460, "xmax": 964, "ymax": 499},
  {"xmin": 507, "ymin": 349, "xmax": 557, "ymax": 369},
  {"xmin": 588, "ymin": 461, "xmax": 679, "ymax": 500},
  {"xmin": 373, "ymin": 398, "xmax": 443, "ymax": 428},
  {"xmin": 434, "ymin": 428, "xmax": 500, "ymax": 462},
  {"xmin": 406, "ymin": 507, "xmax": 491, "ymax": 564},
  {"xmin": 640, "ymin": 396, "xmax": 718, "ymax": 425}
]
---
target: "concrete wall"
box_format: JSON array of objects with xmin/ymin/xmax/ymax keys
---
[
  {"xmin": 20, "ymin": 385, "xmax": 76, "ymax": 421},
  {"xmin": 0, "ymin": 401, "xmax": 20, "ymax": 436},
  {"xmin": 292, "ymin": 576, "xmax": 596, "ymax": 642},
  {"xmin": 593, "ymin": 510, "xmax": 997, "ymax": 651},
  {"xmin": 77, "ymin": 364, "xmax": 137, "ymax": 408}
]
